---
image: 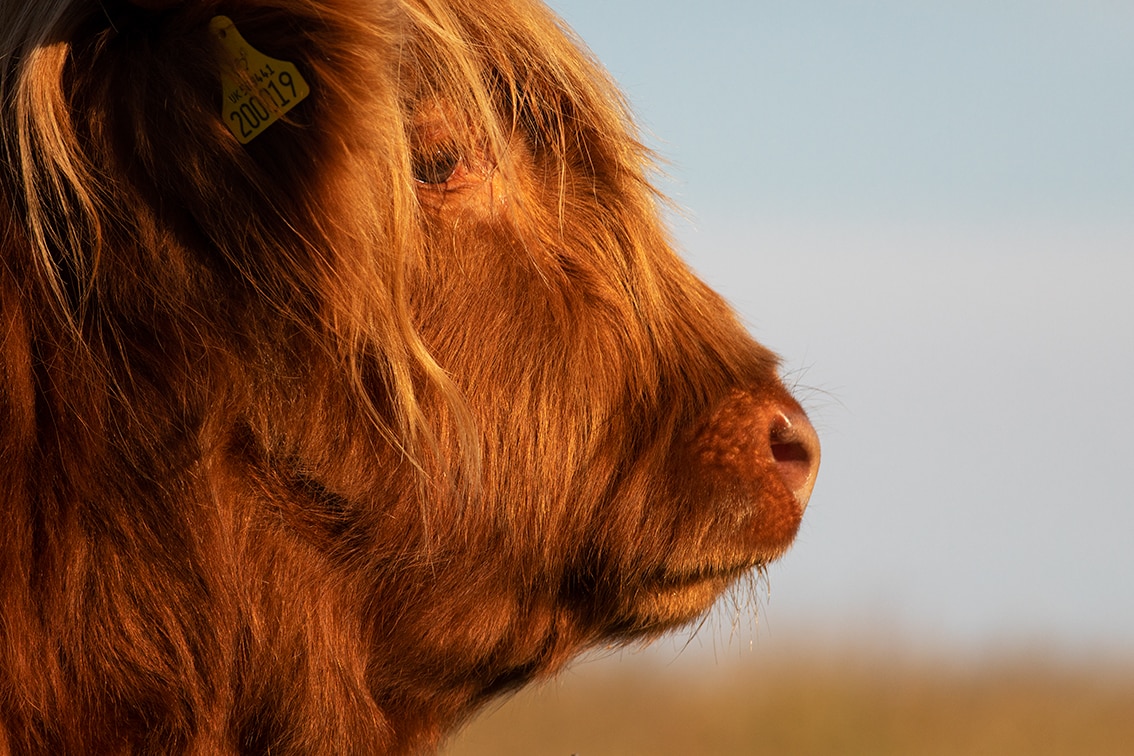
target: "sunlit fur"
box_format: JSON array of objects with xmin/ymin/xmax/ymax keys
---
[{"xmin": 0, "ymin": 0, "xmax": 816, "ymax": 752}]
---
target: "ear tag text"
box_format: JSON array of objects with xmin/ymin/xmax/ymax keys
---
[{"xmin": 209, "ymin": 16, "xmax": 311, "ymax": 144}]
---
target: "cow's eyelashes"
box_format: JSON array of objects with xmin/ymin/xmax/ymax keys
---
[{"xmin": 412, "ymin": 147, "xmax": 462, "ymax": 185}]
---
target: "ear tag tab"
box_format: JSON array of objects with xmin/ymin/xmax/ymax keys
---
[{"xmin": 209, "ymin": 16, "xmax": 311, "ymax": 144}]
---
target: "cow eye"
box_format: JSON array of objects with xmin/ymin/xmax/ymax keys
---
[{"xmin": 412, "ymin": 147, "xmax": 461, "ymax": 185}]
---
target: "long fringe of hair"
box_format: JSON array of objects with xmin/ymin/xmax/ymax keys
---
[{"xmin": 0, "ymin": 0, "xmax": 667, "ymax": 487}]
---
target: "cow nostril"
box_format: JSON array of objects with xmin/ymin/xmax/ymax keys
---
[
  {"xmin": 770, "ymin": 410, "xmax": 820, "ymax": 511},
  {"xmin": 771, "ymin": 439, "xmax": 809, "ymax": 464}
]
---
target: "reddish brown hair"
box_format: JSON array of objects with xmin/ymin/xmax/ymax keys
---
[{"xmin": 0, "ymin": 0, "xmax": 818, "ymax": 752}]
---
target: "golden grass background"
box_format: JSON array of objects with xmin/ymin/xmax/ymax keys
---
[{"xmin": 442, "ymin": 639, "xmax": 1134, "ymax": 755}]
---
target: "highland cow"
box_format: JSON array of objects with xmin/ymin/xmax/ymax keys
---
[{"xmin": 0, "ymin": 0, "xmax": 819, "ymax": 752}]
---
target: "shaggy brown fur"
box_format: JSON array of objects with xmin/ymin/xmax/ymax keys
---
[{"xmin": 0, "ymin": 0, "xmax": 819, "ymax": 752}]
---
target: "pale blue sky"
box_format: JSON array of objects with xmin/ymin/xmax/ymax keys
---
[
  {"xmin": 552, "ymin": 0, "xmax": 1134, "ymax": 225},
  {"xmin": 549, "ymin": 0, "xmax": 1134, "ymax": 657}
]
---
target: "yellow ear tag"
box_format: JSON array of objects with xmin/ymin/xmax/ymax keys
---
[{"xmin": 209, "ymin": 16, "xmax": 311, "ymax": 144}]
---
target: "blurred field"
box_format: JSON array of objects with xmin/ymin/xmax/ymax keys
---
[{"xmin": 442, "ymin": 643, "xmax": 1134, "ymax": 755}]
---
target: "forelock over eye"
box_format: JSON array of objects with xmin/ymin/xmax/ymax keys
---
[{"xmin": 412, "ymin": 147, "xmax": 461, "ymax": 184}]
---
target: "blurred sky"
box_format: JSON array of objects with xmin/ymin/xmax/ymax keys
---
[{"xmin": 547, "ymin": 0, "xmax": 1134, "ymax": 658}]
